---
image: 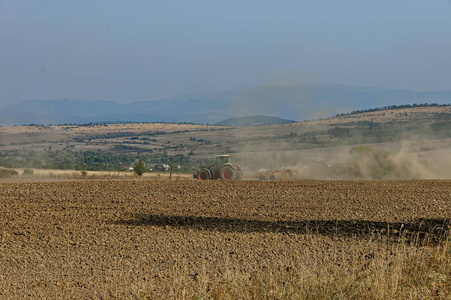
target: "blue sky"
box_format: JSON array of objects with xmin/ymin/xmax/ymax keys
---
[{"xmin": 1, "ymin": 0, "xmax": 450, "ymax": 107}]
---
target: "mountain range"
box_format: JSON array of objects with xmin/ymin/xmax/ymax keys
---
[
  {"xmin": 215, "ymin": 116, "xmax": 294, "ymax": 127},
  {"xmin": 1, "ymin": 83, "xmax": 450, "ymax": 126}
]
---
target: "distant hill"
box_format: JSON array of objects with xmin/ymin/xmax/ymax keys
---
[
  {"xmin": 302, "ymin": 104, "xmax": 451, "ymax": 126},
  {"xmin": 215, "ymin": 116, "xmax": 294, "ymax": 127},
  {"xmin": 1, "ymin": 83, "xmax": 450, "ymax": 125}
]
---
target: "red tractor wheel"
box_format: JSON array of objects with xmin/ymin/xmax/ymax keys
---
[
  {"xmin": 220, "ymin": 166, "xmax": 236, "ymax": 180},
  {"xmin": 198, "ymin": 170, "xmax": 210, "ymax": 180}
]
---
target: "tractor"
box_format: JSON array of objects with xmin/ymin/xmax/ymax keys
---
[{"xmin": 194, "ymin": 155, "xmax": 243, "ymax": 180}]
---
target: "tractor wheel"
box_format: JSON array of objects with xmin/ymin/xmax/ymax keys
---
[
  {"xmin": 269, "ymin": 175, "xmax": 276, "ymax": 180},
  {"xmin": 284, "ymin": 169, "xmax": 293, "ymax": 178},
  {"xmin": 198, "ymin": 170, "xmax": 210, "ymax": 180},
  {"xmin": 258, "ymin": 174, "xmax": 268, "ymax": 181},
  {"xmin": 219, "ymin": 166, "xmax": 236, "ymax": 180}
]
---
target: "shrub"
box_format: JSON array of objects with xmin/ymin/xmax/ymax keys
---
[
  {"xmin": 0, "ymin": 168, "xmax": 19, "ymax": 178},
  {"xmin": 23, "ymin": 168, "xmax": 34, "ymax": 175}
]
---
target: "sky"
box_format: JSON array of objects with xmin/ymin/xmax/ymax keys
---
[{"xmin": 1, "ymin": 0, "xmax": 451, "ymax": 107}]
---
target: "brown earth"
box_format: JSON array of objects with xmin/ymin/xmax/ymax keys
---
[{"xmin": 0, "ymin": 180, "xmax": 450, "ymax": 298}]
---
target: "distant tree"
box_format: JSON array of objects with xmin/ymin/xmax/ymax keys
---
[
  {"xmin": 133, "ymin": 159, "xmax": 146, "ymax": 176},
  {"xmin": 0, "ymin": 169, "xmax": 18, "ymax": 178},
  {"xmin": 23, "ymin": 168, "xmax": 34, "ymax": 175}
]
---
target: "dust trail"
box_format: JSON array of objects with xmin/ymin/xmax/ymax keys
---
[{"xmin": 237, "ymin": 139, "xmax": 451, "ymax": 180}]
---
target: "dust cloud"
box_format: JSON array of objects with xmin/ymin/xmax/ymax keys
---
[
  {"xmin": 236, "ymin": 139, "xmax": 451, "ymax": 180},
  {"xmin": 227, "ymin": 71, "xmax": 338, "ymax": 122}
]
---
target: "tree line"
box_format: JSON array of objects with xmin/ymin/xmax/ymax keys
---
[{"xmin": 336, "ymin": 103, "xmax": 450, "ymax": 117}]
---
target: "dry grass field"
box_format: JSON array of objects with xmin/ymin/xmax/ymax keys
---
[
  {"xmin": 1, "ymin": 179, "xmax": 450, "ymax": 299},
  {"xmin": 0, "ymin": 168, "xmax": 192, "ymax": 183},
  {"xmin": 1, "ymin": 106, "xmax": 449, "ymax": 169},
  {"xmin": 301, "ymin": 105, "xmax": 451, "ymax": 126},
  {"xmin": 0, "ymin": 122, "xmax": 226, "ymax": 154},
  {"xmin": 0, "ymin": 123, "xmax": 220, "ymax": 136}
]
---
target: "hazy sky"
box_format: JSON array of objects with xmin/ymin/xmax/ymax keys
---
[{"xmin": 1, "ymin": 0, "xmax": 451, "ymax": 107}]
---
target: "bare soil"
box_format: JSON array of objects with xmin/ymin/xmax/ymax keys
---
[{"xmin": 0, "ymin": 180, "xmax": 450, "ymax": 298}]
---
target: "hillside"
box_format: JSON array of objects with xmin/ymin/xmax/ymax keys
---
[
  {"xmin": 215, "ymin": 116, "xmax": 294, "ymax": 127},
  {"xmin": 0, "ymin": 105, "xmax": 450, "ymax": 179},
  {"xmin": 303, "ymin": 104, "xmax": 451, "ymax": 125}
]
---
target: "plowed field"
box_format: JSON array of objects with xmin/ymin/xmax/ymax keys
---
[{"xmin": 1, "ymin": 180, "xmax": 450, "ymax": 299}]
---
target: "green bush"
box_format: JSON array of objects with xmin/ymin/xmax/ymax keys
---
[
  {"xmin": 23, "ymin": 168, "xmax": 34, "ymax": 175},
  {"xmin": 0, "ymin": 168, "xmax": 19, "ymax": 178}
]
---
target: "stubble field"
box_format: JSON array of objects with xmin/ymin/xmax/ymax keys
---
[{"xmin": 1, "ymin": 180, "xmax": 450, "ymax": 299}]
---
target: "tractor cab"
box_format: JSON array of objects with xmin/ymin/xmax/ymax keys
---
[{"xmin": 216, "ymin": 155, "xmax": 234, "ymax": 166}]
